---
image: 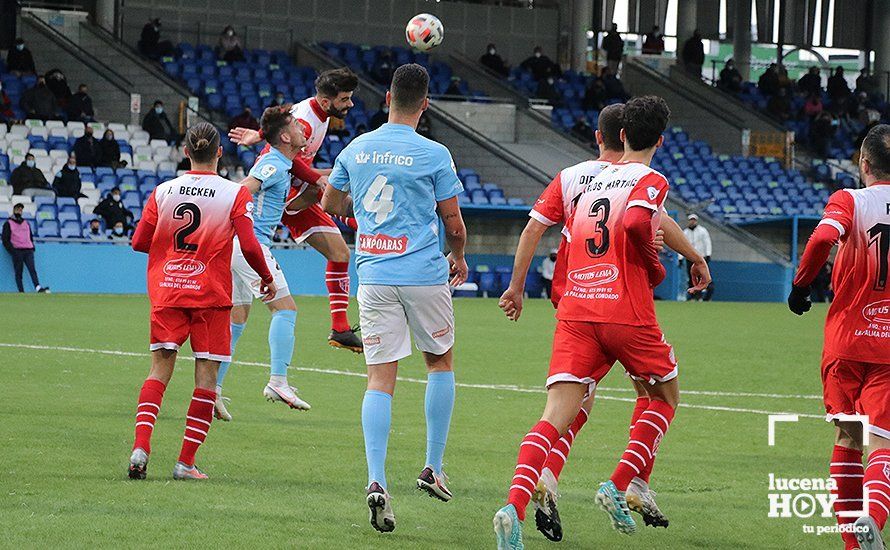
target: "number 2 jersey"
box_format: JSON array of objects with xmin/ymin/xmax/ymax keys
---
[
  {"xmin": 141, "ymin": 171, "xmax": 254, "ymax": 308},
  {"xmin": 796, "ymin": 184, "xmax": 890, "ymax": 364},
  {"xmin": 558, "ymin": 161, "xmax": 669, "ymax": 326}
]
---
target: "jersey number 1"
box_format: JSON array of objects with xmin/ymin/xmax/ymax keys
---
[
  {"xmin": 868, "ymin": 223, "xmax": 890, "ymax": 291},
  {"xmin": 586, "ymin": 198, "xmax": 611, "ymax": 257},
  {"xmin": 173, "ymin": 202, "xmax": 201, "ymax": 252},
  {"xmin": 363, "ymin": 175, "xmax": 395, "ymax": 224}
]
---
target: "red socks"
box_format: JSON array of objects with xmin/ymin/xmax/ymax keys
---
[
  {"xmin": 507, "ymin": 420, "xmax": 560, "ymax": 521},
  {"xmin": 629, "ymin": 396, "xmax": 650, "ymax": 435},
  {"xmin": 865, "ymin": 448, "xmax": 890, "ymax": 530},
  {"xmin": 611, "ymin": 399, "xmax": 675, "ymax": 491},
  {"xmin": 542, "ymin": 408, "xmax": 588, "ymax": 480},
  {"xmin": 177, "ymin": 388, "xmax": 216, "ymax": 467},
  {"xmin": 326, "ymin": 261, "xmax": 351, "ymax": 333},
  {"xmin": 831, "ymin": 445, "xmax": 864, "ymax": 549},
  {"xmin": 133, "ymin": 378, "xmax": 166, "ymax": 454}
]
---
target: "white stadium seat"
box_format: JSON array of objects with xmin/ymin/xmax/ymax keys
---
[
  {"xmin": 87, "ymin": 122, "xmax": 106, "ymax": 134},
  {"xmin": 157, "ymin": 161, "xmax": 176, "ymax": 173},
  {"xmin": 0, "ymin": 125, "xmax": 7, "ymax": 138},
  {"xmin": 130, "ymin": 130, "xmax": 150, "ymax": 142},
  {"xmin": 119, "ymin": 152, "xmax": 133, "ymax": 166},
  {"xmin": 45, "ymin": 120, "xmax": 64, "ymax": 130},
  {"xmin": 24, "ymin": 119, "xmax": 44, "ymax": 129},
  {"xmin": 107, "ymin": 123, "xmax": 126, "ymax": 133},
  {"xmin": 149, "ymin": 139, "xmax": 168, "ymax": 150},
  {"xmin": 70, "ymin": 125, "xmax": 85, "ymax": 138},
  {"xmin": 49, "ymin": 150, "xmax": 69, "ymax": 162},
  {"xmin": 126, "ymin": 123, "xmax": 142, "ymax": 134},
  {"xmin": 49, "ymin": 127, "xmax": 68, "ymax": 138},
  {"xmin": 9, "ymin": 125, "xmax": 29, "ymax": 138},
  {"xmin": 30, "ymin": 149, "xmax": 49, "ymax": 158},
  {"xmin": 134, "ymin": 145, "xmax": 153, "ymax": 157},
  {"xmin": 0, "ymin": 187, "xmax": 13, "ymax": 199},
  {"xmin": 29, "ymin": 127, "xmax": 48, "ymax": 140},
  {"xmin": 8, "ymin": 140, "xmax": 29, "ymax": 157},
  {"xmin": 10, "ymin": 195, "xmax": 32, "ymax": 205}
]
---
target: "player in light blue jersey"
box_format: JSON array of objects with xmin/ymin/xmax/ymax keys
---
[
  {"xmin": 323, "ymin": 64, "xmax": 468, "ymax": 533},
  {"xmin": 215, "ymin": 105, "xmax": 311, "ymax": 420}
]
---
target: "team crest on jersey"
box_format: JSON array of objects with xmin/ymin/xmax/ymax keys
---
[
  {"xmin": 567, "ymin": 263, "xmax": 620, "ymax": 287},
  {"xmin": 647, "ymin": 186, "xmax": 659, "ymax": 201},
  {"xmin": 259, "ymin": 164, "xmax": 277, "ymax": 178},
  {"xmin": 163, "ymin": 258, "xmax": 206, "ymax": 278},
  {"xmin": 355, "ymin": 151, "xmax": 371, "ymax": 164}
]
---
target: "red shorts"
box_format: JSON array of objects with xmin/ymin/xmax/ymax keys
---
[
  {"xmin": 822, "ymin": 354, "xmax": 890, "ymax": 438},
  {"xmin": 281, "ymin": 203, "xmax": 340, "ymax": 243},
  {"xmin": 150, "ymin": 306, "xmax": 232, "ymax": 362},
  {"xmin": 548, "ymin": 320, "xmax": 678, "ymax": 392}
]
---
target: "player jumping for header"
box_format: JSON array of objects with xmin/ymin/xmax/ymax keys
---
[
  {"xmin": 789, "ymin": 123, "xmax": 890, "ymax": 550},
  {"xmin": 494, "ymin": 96, "xmax": 680, "ymax": 549},
  {"xmin": 322, "ymin": 63, "xmax": 467, "ymax": 534},
  {"xmin": 127, "ymin": 122, "xmax": 275, "ymax": 481}
]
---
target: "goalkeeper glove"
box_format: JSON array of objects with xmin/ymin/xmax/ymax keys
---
[{"xmin": 787, "ymin": 285, "xmax": 812, "ymax": 316}]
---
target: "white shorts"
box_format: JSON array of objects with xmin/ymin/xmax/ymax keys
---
[
  {"xmin": 357, "ymin": 284, "xmax": 455, "ymax": 365},
  {"xmin": 231, "ymin": 237, "xmax": 290, "ymax": 305}
]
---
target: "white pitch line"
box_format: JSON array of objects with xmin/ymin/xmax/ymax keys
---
[{"xmin": 0, "ymin": 342, "xmax": 824, "ymax": 418}]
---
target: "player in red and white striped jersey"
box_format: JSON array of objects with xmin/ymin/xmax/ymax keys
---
[
  {"xmin": 229, "ymin": 68, "xmax": 363, "ymax": 353},
  {"xmin": 789, "ymin": 124, "xmax": 890, "ymax": 550},
  {"xmin": 127, "ymin": 123, "xmax": 274, "ymax": 481},
  {"xmin": 498, "ymin": 103, "xmax": 710, "ymax": 540}
]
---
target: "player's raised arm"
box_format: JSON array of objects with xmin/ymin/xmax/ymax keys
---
[
  {"xmin": 131, "ymin": 189, "xmax": 158, "ymax": 253},
  {"xmin": 660, "ymin": 214, "xmax": 711, "ymax": 293},
  {"xmin": 240, "ymin": 175, "xmax": 262, "ymax": 195},
  {"xmin": 437, "ymin": 196, "xmax": 467, "ymax": 286}
]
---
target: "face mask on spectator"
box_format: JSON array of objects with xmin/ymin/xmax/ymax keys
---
[
  {"xmin": 155, "ymin": 106, "xmax": 163, "ymax": 115},
  {"xmin": 114, "ymin": 227, "xmax": 124, "ymax": 235},
  {"xmin": 112, "ymin": 193, "xmax": 121, "ymax": 202},
  {"xmin": 276, "ymin": 97, "xmax": 284, "ymax": 105},
  {"xmin": 104, "ymin": 132, "xmax": 113, "ymax": 140},
  {"xmin": 489, "ymin": 48, "xmax": 496, "ymax": 55},
  {"xmin": 67, "ymin": 161, "xmax": 76, "ymax": 169},
  {"xmin": 535, "ymin": 52, "xmax": 541, "ymax": 58},
  {"xmin": 219, "ymin": 168, "xmax": 229, "ymax": 178},
  {"xmin": 382, "ymin": 106, "xmax": 389, "ymax": 114},
  {"xmin": 26, "ymin": 160, "xmax": 35, "ymax": 168},
  {"xmin": 227, "ymin": 30, "xmax": 234, "ymax": 37},
  {"xmin": 16, "ymin": 44, "xmax": 24, "ymax": 51}
]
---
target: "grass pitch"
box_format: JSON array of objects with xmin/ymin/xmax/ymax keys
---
[{"xmin": 0, "ymin": 294, "xmax": 842, "ymax": 548}]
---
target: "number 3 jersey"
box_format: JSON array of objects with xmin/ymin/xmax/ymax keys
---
[
  {"xmin": 141, "ymin": 171, "xmax": 254, "ymax": 308},
  {"xmin": 558, "ymin": 161, "xmax": 669, "ymax": 326},
  {"xmin": 817, "ymin": 185, "xmax": 890, "ymax": 363},
  {"xmin": 328, "ymin": 122, "xmax": 463, "ymax": 286}
]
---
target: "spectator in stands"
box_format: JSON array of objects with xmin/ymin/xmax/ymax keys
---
[
  {"xmin": 267, "ymin": 91, "xmax": 286, "ymax": 109},
  {"xmin": 10, "ymin": 154, "xmax": 49, "ymax": 195},
  {"xmin": 93, "ymin": 187, "xmax": 133, "ymax": 232},
  {"xmin": 86, "ymin": 218, "xmax": 105, "ymax": 241},
  {"xmin": 797, "ymin": 66, "xmax": 822, "ymax": 97},
  {"xmin": 73, "ymin": 125, "xmax": 101, "ymax": 168},
  {"xmin": 20, "ymin": 77, "xmax": 57, "ymax": 121},
  {"xmin": 718, "ymin": 59, "xmax": 742, "ymax": 93},
  {"xmin": 776, "ymin": 64, "xmax": 793, "ymax": 94},
  {"xmin": 601, "ymin": 67, "xmax": 629, "ymax": 101},
  {"xmin": 0, "ymin": 81, "xmax": 13, "ymax": 123},
  {"xmin": 217, "ymin": 165, "xmax": 233, "ymax": 179},
  {"xmin": 521, "ymin": 46, "xmax": 558, "ymax": 82},
  {"xmin": 142, "ymin": 100, "xmax": 175, "ymax": 143},
  {"xmin": 98, "ymin": 129, "xmax": 121, "ymax": 168},
  {"xmin": 217, "ymin": 25, "xmax": 245, "ymax": 62},
  {"xmin": 444, "ymin": 76, "xmax": 463, "ymax": 97},
  {"xmin": 827, "ymin": 66, "xmax": 851, "ymax": 104},
  {"xmin": 803, "ymin": 93, "xmax": 824, "ymax": 119},
  {"xmin": 767, "ymin": 87, "xmax": 791, "ymax": 121},
  {"xmin": 228, "ymin": 106, "xmax": 259, "ymax": 131},
  {"xmin": 856, "ymin": 68, "xmax": 878, "ymax": 96},
  {"xmin": 812, "ymin": 262, "xmax": 833, "ymax": 303},
  {"xmin": 540, "ymin": 249, "xmax": 556, "ymax": 297},
  {"xmin": 681, "ymin": 30, "xmax": 705, "ymax": 78},
  {"xmin": 758, "ymin": 63, "xmax": 780, "ymax": 96},
  {"xmin": 810, "ymin": 111, "xmax": 837, "ymax": 158},
  {"xmin": 370, "ymin": 100, "xmax": 388, "ymax": 130},
  {"xmin": 328, "ymin": 116, "xmax": 349, "ymax": 139},
  {"xmin": 601, "ymin": 24, "xmax": 624, "ymax": 75},
  {"xmin": 571, "ymin": 116, "xmax": 595, "ymax": 142},
  {"xmin": 480, "ymin": 43, "xmax": 509, "ymax": 77},
  {"xmin": 536, "ymin": 76, "xmax": 562, "ymax": 107},
  {"xmin": 52, "ymin": 155, "xmax": 85, "ymax": 200},
  {"xmin": 417, "ymin": 112, "xmax": 433, "ymax": 140},
  {"xmin": 67, "ymin": 84, "xmax": 94, "ymax": 123},
  {"xmin": 2, "ymin": 203, "xmax": 48, "ymax": 293},
  {"xmin": 138, "ymin": 17, "xmax": 174, "ymax": 60},
  {"xmin": 44, "ymin": 68, "xmax": 71, "ymax": 109},
  {"xmin": 583, "ymin": 78, "xmax": 607, "ymax": 110},
  {"xmin": 683, "ymin": 214, "xmax": 713, "ymax": 301},
  {"xmin": 108, "ymin": 221, "xmax": 130, "ymax": 243},
  {"xmin": 6, "ymin": 38, "xmax": 36, "ymax": 76},
  {"xmin": 642, "ymin": 25, "xmax": 665, "ymax": 55},
  {"xmin": 370, "ymin": 50, "xmax": 395, "ymax": 86},
  {"xmin": 854, "ymin": 109, "xmax": 882, "ymax": 162}
]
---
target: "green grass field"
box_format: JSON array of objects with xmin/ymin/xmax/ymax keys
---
[{"xmin": 0, "ymin": 294, "xmax": 847, "ymax": 548}]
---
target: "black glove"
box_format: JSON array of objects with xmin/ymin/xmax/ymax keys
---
[{"xmin": 788, "ymin": 285, "xmax": 812, "ymax": 316}]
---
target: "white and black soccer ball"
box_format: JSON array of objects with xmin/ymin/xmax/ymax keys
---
[{"xmin": 405, "ymin": 13, "xmax": 444, "ymax": 52}]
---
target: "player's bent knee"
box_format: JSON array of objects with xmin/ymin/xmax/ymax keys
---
[{"xmin": 268, "ymin": 295, "xmax": 297, "ymax": 312}]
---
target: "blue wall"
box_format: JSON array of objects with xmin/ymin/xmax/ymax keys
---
[{"xmin": 0, "ymin": 242, "xmax": 792, "ymax": 301}]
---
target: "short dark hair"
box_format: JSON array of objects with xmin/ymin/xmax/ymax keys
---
[
  {"xmin": 598, "ymin": 103, "xmax": 624, "ymax": 152},
  {"xmin": 315, "ymin": 67, "xmax": 358, "ymax": 98},
  {"xmin": 260, "ymin": 104, "xmax": 294, "ymax": 147},
  {"xmin": 622, "ymin": 95, "xmax": 670, "ymax": 151},
  {"xmin": 390, "ymin": 63, "xmax": 429, "ymax": 113},
  {"xmin": 184, "ymin": 122, "xmax": 220, "ymax": 163},
  {"xmin": 153, "ymin": 100, "xmax": 163, "ymax": 107},
  {"xmin": 13, "ymin": 203, "xmax": 23, "ymax": 210},
  {"xmin": 862, "ymin": 124, "xmax": 890, "ymax": 180}
]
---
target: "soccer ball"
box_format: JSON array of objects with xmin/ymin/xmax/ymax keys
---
[{"xmin": 405, "ymin": 13, "xmax": 444, "ymax": 51}]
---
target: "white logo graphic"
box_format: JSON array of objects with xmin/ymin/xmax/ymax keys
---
[
  {"xmin": 355, "ymin": 151, "xmax": 371, "ymax": 164},
  {"xmin": 259, "ymin": 164, "xmax": 277, "ymax": 179},
  {"xmin": 647, "ymin": 186, "xmax": 659, "ymax": 201}
]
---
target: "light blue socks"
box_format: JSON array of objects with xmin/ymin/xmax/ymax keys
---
[
  {"xmin": 216, "ymin": 322, "xmax": 246, "ymax": 390},
  {"xmin": 362, "ymin": 390, "xmax": 392, "ymax": 489},
  {"xmin": 424, "ymin": 371, "xmax": 455, "ymax": 474},
  {"xmin": 269, "ymin": 310, "xmax": 296, "ymax": 378}
]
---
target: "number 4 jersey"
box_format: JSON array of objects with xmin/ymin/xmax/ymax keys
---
[
  {"xmin": 141, "ymin": 171, "xmax": 254, "ymax": 308},
  {"xmin": 328, "ymin": 122, "xmax": 463, "ymax": 286},
  {"xmin": 558, "ymin": 161, "xmax": 669, "ymax": 326}
]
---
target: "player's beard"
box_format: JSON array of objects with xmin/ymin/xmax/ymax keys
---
[{"xmin": 327, "ymin": 105, "xmax": 350, "ymax": 119}]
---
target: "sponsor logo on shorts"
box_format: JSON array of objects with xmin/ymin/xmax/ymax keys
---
[
  {"xmin": 567, "ymin": 263, "xmax": 619, "ymax": 287},
  {"xmin": 862, "ymin": 299, "xmax": 890, "ymax": 324},
  {"xmin": 358, "ymin": 233, "xmax": 409, "ymax": 255},
  {"xmin": 163, "ymin": 258, "xmax": 206, "ymax": 278},
  {"xmin": 431, "ymin": 327, "xmax": 450, "ymax": 338},
  {"xmin": 363, "ymin": 335, "xmax": 381, "ymax": 345}
]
